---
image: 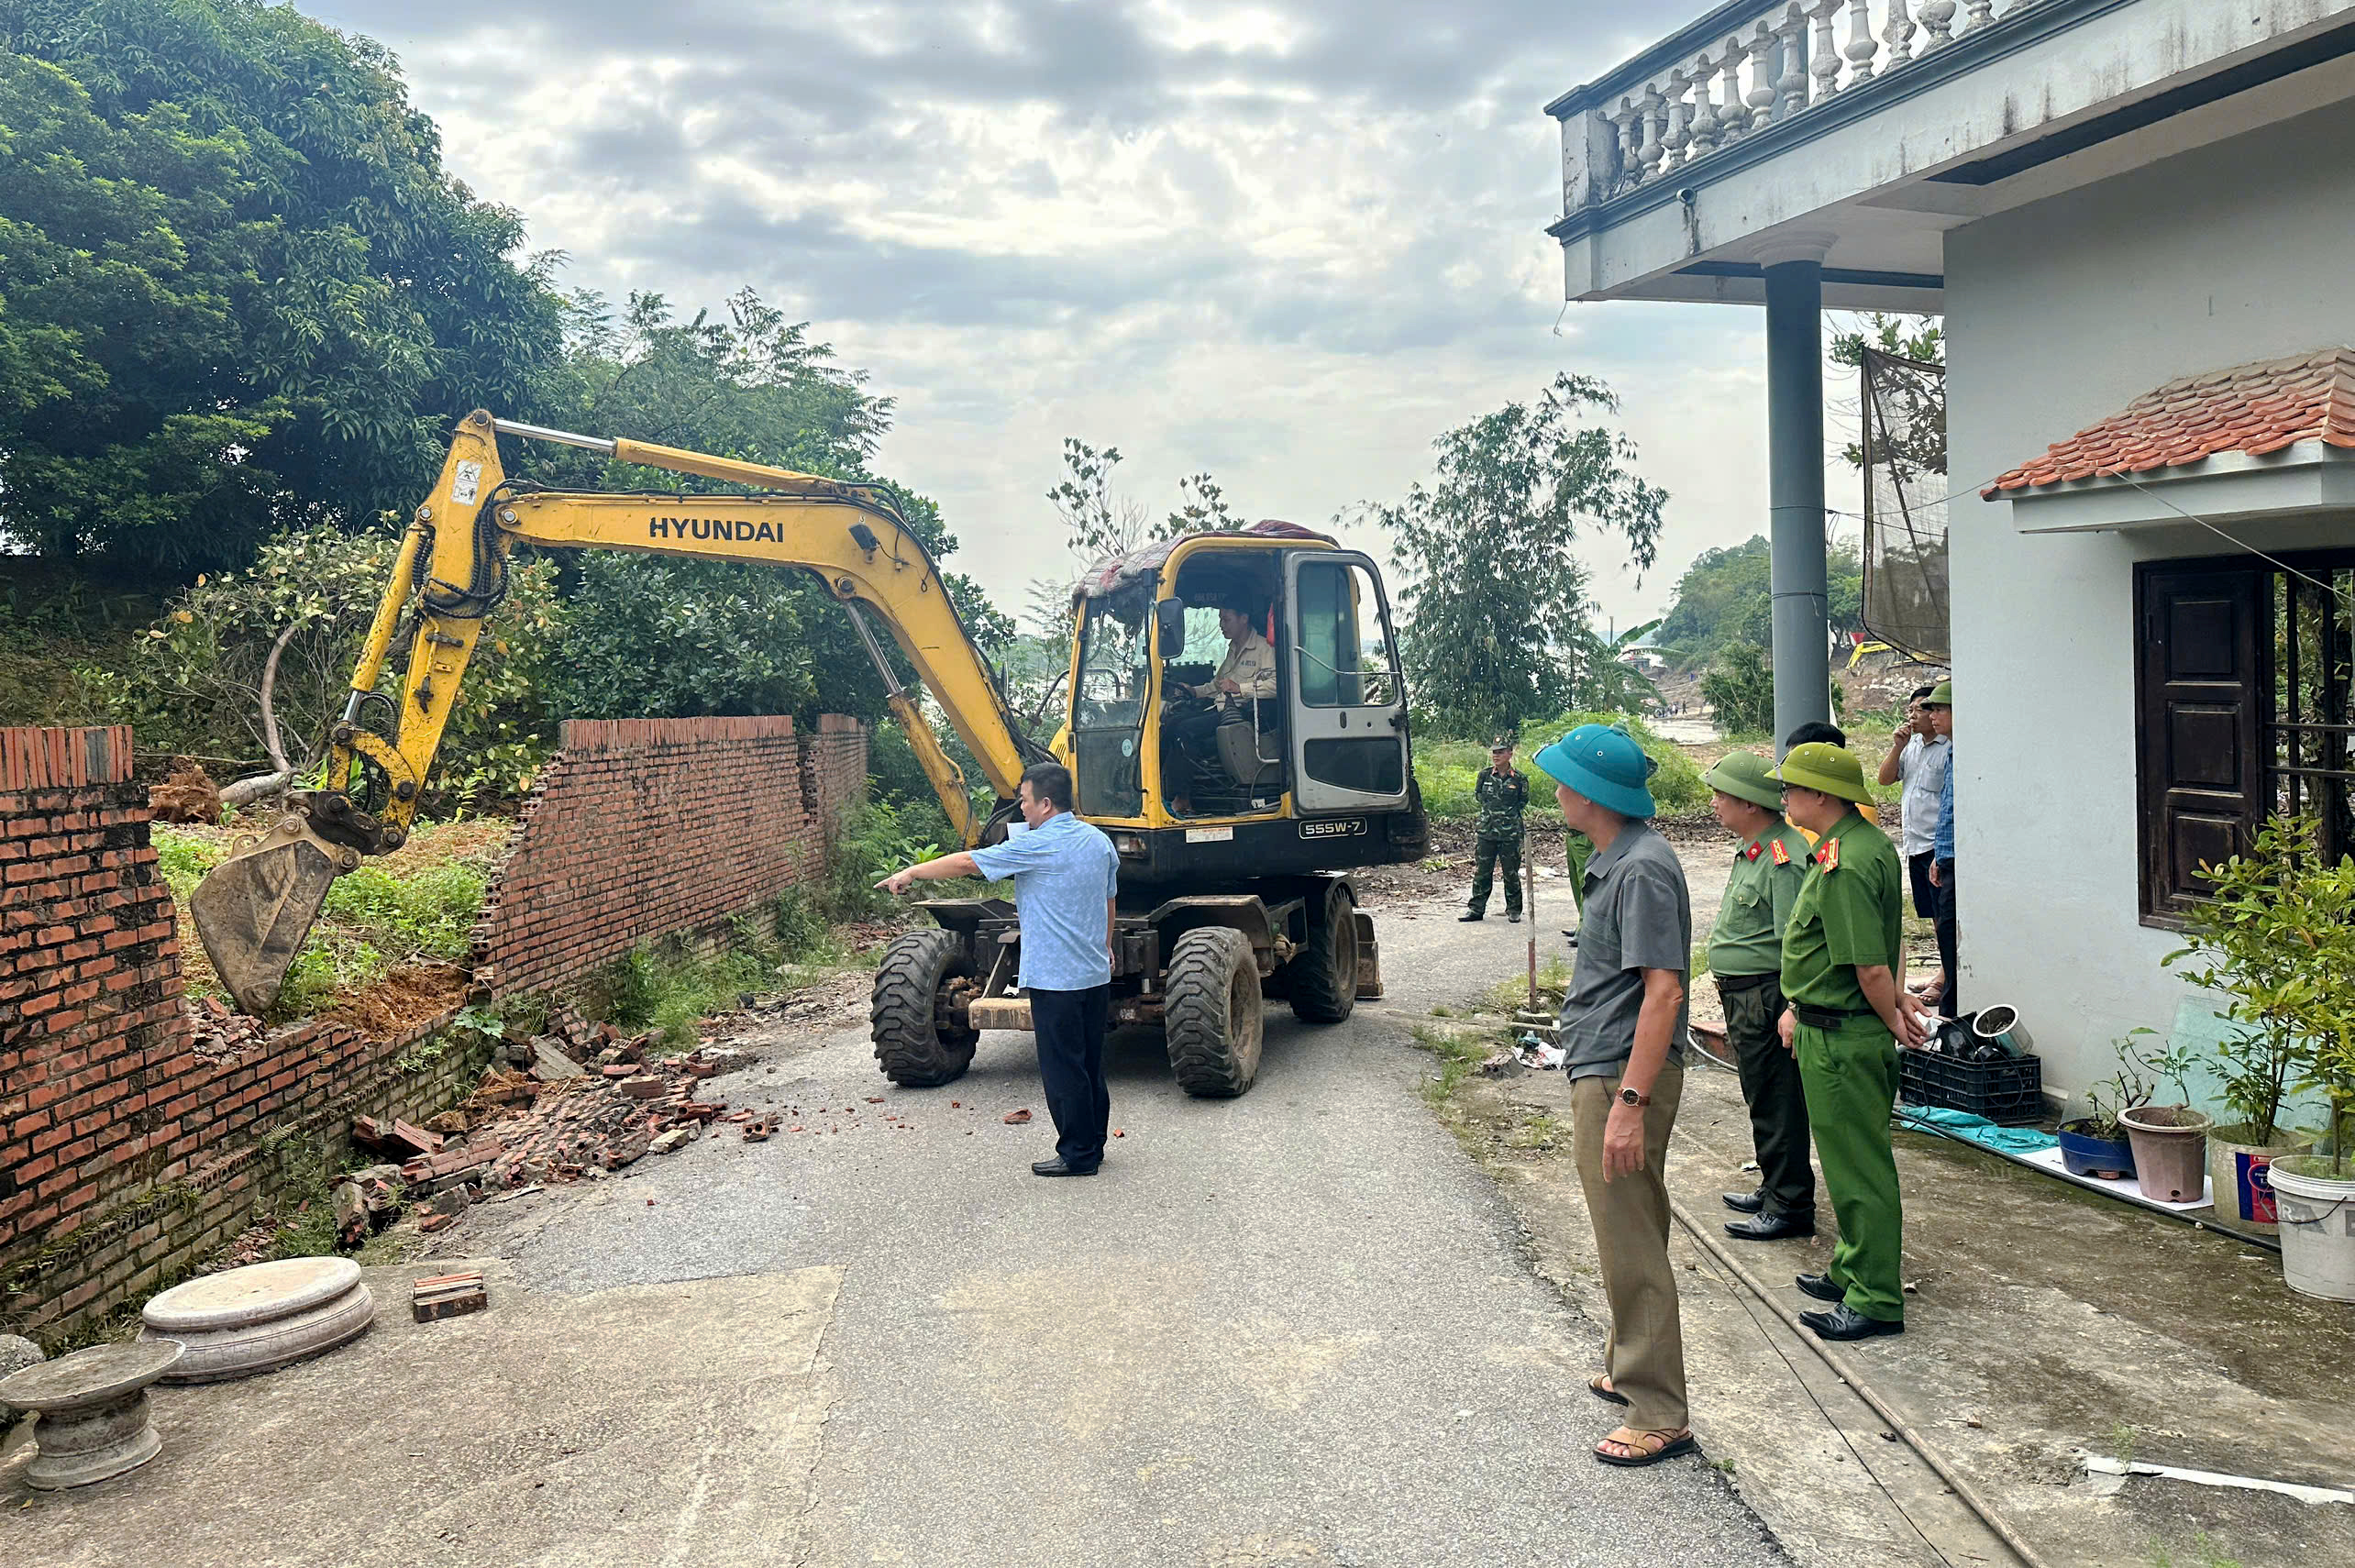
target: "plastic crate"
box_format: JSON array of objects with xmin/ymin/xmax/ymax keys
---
[{"xmin": 1897, "ymin": 1048, "xmax": 2045, "ymax": 1125}]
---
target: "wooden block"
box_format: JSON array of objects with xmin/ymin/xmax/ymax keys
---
[{"xmin": 412, "ymin": 1272, "xmax": 488, "ymax": 1322}]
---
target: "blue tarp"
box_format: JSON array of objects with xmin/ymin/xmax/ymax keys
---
[{"xmin": 1896, "ymin": 1104, "xmax": 2059, "ymax": 1154}]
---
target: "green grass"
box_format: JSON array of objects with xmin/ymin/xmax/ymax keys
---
[
  {"xmin": 1484, "ymin": 954, "xmax": 1571, "ymax": 1015},
  {"xmin": 1408, "ymin": 1022, "xmax": 1498, "ymax": 1104},
  {"xmin": 1419, "ymin": 711, "xmax": 1708, "ymax": 821}
]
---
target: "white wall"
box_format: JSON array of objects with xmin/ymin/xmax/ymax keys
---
[{"xmin": 1943, "ymin": 99, "xmax": 2355, "ymax": 1108}]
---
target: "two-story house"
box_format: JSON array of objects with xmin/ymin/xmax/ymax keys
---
[{"xmin": 1548, "ymin": 0, "xmax": 2355, "ymax": 1101}]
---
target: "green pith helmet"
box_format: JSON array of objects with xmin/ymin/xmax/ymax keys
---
[
  {"xmin": 1925, "ymin": 679, "xmax": 1952, "ymax": 707},
  {"xmin": 1489, "ymin": 735, "xmax": 1515, "ymax": 754},
  {"xmin": 1769, "ymin": 741, "xmax": 1873, "ymax": 804},
  {"xmin": 1703, "ymin": 750, "xmax": 1782, "ymax": 812}
]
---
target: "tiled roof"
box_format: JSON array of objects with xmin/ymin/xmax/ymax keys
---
[{"xmin": 1982, "ymin": 347, "xmax": 2355, "ymax": 499}]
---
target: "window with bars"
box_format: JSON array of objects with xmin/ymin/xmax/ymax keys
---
[{"xmin": 2137, "ymin": 553, "xmax": 2355, "ymax": 925}]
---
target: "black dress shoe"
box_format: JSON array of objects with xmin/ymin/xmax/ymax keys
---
[
  {"xmin": 1724, "ymin": 1212, "xmax": 1816, "ymax": 1242},
  {"xmin": 1800, "ymin": 1303, "xmax": 1904, "ymax": 1341},
  {"xmin": 1795, "ymin": 1272, "xmax": 1845, "ymax": 1303},
  {"xmin": 1458, "ymin": 911, "xmax": 1484, "ymax": 922},
  {"xmin": 1032, "ymin": 1157, "xmax": 1099, "ymax": 1177},
  {"xmin": 1507, "ymin": 911, "xmax": 1522, "ymax": 923},
  {"xmin": 1721, "ymin": 1188, "xmax": 1766, "ymax": 1215}
]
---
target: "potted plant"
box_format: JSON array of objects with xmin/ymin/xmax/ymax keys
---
[
  {"xmin": 2116, "ymin": 1035, "xmax": 2211, "ymax": 1204},
  {"xmin": 2175, "ymin": 805, "xmax": 2355, "ymax": 1290},
  {"xmin": 2057, "ymin": 1032, "xmax": 2151, "ymax": 1181},
  {"xmin": 2166, "ymin": 818, "xmax": 2325, "ymax": 1231}
]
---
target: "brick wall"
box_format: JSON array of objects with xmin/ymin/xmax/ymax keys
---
[
  {"xmin": 0, "ymin": 715, "xmax": 866, "ymax": 1342},
  {"xmin": 472, "ymin": 713, "xmax": 868, "ymax": 993}
]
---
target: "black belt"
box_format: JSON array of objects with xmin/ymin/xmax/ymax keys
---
[
  {"xmin": 1794, "ymin": 1003, "xmax": 1869, "ymax": 1030},
  {"xmin": 1714, "ymin": 970, "xmax": 1780, "ymax": 995}
]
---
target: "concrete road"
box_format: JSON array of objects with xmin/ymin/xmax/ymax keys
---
[{"xmin": 442, "ymin": 928, "xmax": 1785, "ymax": 1564}]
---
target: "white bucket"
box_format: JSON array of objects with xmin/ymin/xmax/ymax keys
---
[{"xmin": 2270, "ymin": 1160, "xmax": 2355, "ymax": 1303}]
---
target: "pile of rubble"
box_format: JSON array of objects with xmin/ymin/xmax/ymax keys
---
[{"xmin": 346, "ymin": 1021, "xmax": 763, "ymax": 1235}]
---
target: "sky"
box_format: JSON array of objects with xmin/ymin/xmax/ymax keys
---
[{"xmin": 305, "ymin": 0, "xmax": 1841, "ymax": 633}]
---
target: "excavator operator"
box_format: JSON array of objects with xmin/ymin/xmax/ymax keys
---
[{"xmin": 1161, "ymin": 602, "xmax": 1277, "ymax": 812}]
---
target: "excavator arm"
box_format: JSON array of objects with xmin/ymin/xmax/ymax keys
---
[{"xmin": 191, "ymin": 408, "xmax": 1040, "ymax": 1014}]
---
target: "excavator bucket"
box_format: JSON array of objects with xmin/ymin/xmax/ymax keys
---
[{"xmin": 189, "ymin": 809, "xmax": 359, "ymax": 1015}]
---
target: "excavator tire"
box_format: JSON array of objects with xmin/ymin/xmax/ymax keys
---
[
  {"xmin": 1164, "ymin": 926, "xmax": 1264, "ymax": 1099},
  {"xmin": 1278, "ymin": 878, "xmax": 1359, "ymax": 1025},
  {"xmin": 870, "ymin": 929, "xmax": 979, "ymax": 1088}
]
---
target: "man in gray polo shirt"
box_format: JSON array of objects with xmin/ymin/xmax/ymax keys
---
[{"xmin": 1533, "ymin": 722, "xmax": 1696, "ymax": 1470}]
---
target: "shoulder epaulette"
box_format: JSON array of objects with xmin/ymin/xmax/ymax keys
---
[
  {"xmin": 1817, "ymin": 836, "xmax": 1841, "ymax": 872},
  {"xmin": 1770, "ymin": 840, "xmax": 1791, "ymax": 867}
]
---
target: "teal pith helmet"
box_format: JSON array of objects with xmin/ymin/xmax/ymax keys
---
[
  {"xmin": 1533, "ymin": 723, "xmax": 1658, "ymax": 820},
  {"xmin": 1703, "ymin": 750, "xmax": 1782, "ymax": 812},
  {"xmin": 1768, "ymin": 741, "xmax": 1872, "ymax": 804},
  {"xmin": 1925, "ymin": 679, "xmax": 1952, "ymax": 707}
]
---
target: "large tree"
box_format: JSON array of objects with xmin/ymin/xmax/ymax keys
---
[
  {"xmin": 0, "ymin": 0, "xmax": 564, "ymax": 569},
  {"xmin": 1655, "ymin": 534, "xmax": 1863, "ymax": 670},
  {"xmin": 1365, "ymin": 374, "xmax": 1666, "ymax": 739},
  {"xmin": 521, "ymin": 288, "xmax": 1011, "ymax": 726}
]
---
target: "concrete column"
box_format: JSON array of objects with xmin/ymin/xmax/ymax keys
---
[{"xmin": 1762, "ymin": 240, "xmax": 1831, "ymax": 752}]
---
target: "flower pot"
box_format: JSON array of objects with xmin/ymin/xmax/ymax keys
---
[
  {"xmin": 2057, "ymin": 1119, "xmax": 2135, "ymax": 1180},
  {"xmin": 2206, "ymin": 1123, "xmax": 2317, "ymax": 1236},
  {"xmin": 2270, "ymin": 1156, "xmax": 2355, "ymax": 1303},
  {"xmin": 2118, "ymin": 1104, "xmax": 2212, "ymax": 1203}
]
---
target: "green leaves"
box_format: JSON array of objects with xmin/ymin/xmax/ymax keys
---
[
  {"xmin": 2165, "ymin": 815, "xmax": 2355, "ymax": 1166},
  {"xmin": 1365, "ymin": 373, "xmax": 1666, "ymax": 740}
]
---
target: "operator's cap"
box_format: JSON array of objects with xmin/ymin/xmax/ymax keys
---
[
  {"xmin": 1769, "ymin": 742, "xmax": 1873, "ymax": 804},
  {"xmin": 1703, "ymin": 750, "xmax": 1782, "ymax": 812},
  {"xmin": 1534, "ymin": 723, "xmax": 1658, "ymax": 820},
  {"xmin": 1924, "ymin": 679, "xmax": 1952, "ymax": 707},
  {"xmin": 1488, "ymin": 734, "xmax": 1514, "ymax": 754}
]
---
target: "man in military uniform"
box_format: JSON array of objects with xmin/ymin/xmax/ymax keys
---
[
  {"xmin": 1770, "ymin": 743, "xmax": 1933, "ymax": 1342},
  {"xmin": 1701, "ymin": 751, "xmax": 1816, "ymax": 1242},
  {"xmin": 1462, "ymin": 737, "xmax": 1529, "ymax": 923}
]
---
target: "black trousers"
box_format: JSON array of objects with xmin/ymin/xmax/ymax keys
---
[
  {"xmin": 1031, "ymin": 985, "xmax": 1111, "ymax": 1169},
  {"xmin": 1933, "ymin": 860, "xmax": 1960, "ymax": 1020},
  {"xmin": 1906, "ymin": 850, "xmax": 1938, "ymax": 921},
  {"xmin": 1719, "ymin": 973, "xmax": 1815, "ymax": 1220},
  {"xmin": 1158, "ymin": 701, "xmax": 1224, "ymax": 798}
]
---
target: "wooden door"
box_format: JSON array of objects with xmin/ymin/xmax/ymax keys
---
[{"xmin": 2136, "ymin": 564, "xmax": 2262, "ymax": 922}]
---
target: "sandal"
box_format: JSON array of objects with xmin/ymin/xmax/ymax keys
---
[
  {"xmin": 1593, "ymin": 1426, "xmax": 1697, "ymax": 1467},
  {"xmin": 1587, "ymin": 1375, "xmax": 1629, "ymax": 1407}
]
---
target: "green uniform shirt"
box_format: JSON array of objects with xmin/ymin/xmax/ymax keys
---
[
  {"xmin": 1564, "ymin": 830, "xmax": 1592, "ymax": 912},
  {"xmin": 1708, "ymin": 821, "xmax": 1811, "ymax": 978},
  {"xmin": 1779, "ymin": 809, "xmax": 1905, "ymax": 1012},
  {"xmin": 1474, "ymin": 767, "xmax": 1528, "ymax": 839}
]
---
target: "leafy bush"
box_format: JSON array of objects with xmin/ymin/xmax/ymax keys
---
[
  {"xmin": 1699, "ymin": 644, "xmax": 1775, "ymax": 736},
  {"xmin": 93, "ymin": 525, "xmax": 560, "ymax": 804}
]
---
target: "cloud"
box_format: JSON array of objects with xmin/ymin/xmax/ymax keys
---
[{"xmin": 304, "ymin": 0, "xmax": 1801, "ymax": 625}]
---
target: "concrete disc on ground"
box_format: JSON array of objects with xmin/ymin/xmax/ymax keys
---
[
  {"xmin": 0, "ymin": 1340, "xmax": 182, "ymax": 1490},
  {"xmin": 138, "ymin": 1258, "xmax": 374, "ymax": 1384}
]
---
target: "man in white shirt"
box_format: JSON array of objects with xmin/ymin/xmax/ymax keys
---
[
  {"xmin": 1162, "ymin": 603, "xmax": 1277, "ymax": 808},
  {"xmin": 1874, "ymin": 683, "xmax": 1951, "ymax": 1000}
]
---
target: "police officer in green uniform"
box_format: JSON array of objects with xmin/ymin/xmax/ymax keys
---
[
  {"xmin": 1463, "ymin": 737, "xmax": 1529, "ymax": 923},
  {"xmin": 1700, "ymin": 751, "xmax": 1817, "ymax": 1242},
  {"xmin": 1769, "ymin": 742, "xmax": 1932, "ymax": 1342}
]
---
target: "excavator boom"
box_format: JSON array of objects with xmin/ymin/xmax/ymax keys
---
[{"xmin": 192, "ymin": 409, "xmax": 1037, "ymax": 1015}]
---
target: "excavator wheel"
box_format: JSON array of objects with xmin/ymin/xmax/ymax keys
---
[
  {"xmin": 1277, "ymin": 878, "xmax": 1359, "ymax": 1025},
  {"xmin": 870, "ymin": 929, "xmax": 979, "ymax": 1088},
  {"xmin": 1164, "ymin": 926, "xmax": 1265, "ymax": 1099}
]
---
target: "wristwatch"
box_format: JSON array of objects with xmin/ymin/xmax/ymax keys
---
[{"xmin": 1618, "ymin": 1086, "xmax": 1651, "ymax": 1108}]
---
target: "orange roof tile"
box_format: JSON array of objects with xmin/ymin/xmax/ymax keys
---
[{"xmin": 1981, "ymin": 348, "xmax": 2355, "ymax": 499}]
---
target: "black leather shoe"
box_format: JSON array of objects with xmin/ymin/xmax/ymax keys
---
[
  {"xmin": 1721, "ymin": 1188, "xmax": 1766, "ymax": 1215},
  {"xmin": 1724, "ymin": 1212, "xmax": 1816, "ymax": 1242},
  {"xmin": 1800, "ymin": 1303, "xmax": 1904, "ymax": 1341},
  {"xmin": 1032, "ymin": 1157, "xmax": 1099, "ymax": 1177},
  {"xmin": 1794, "ymin": 1272, "xmax": 1845, "ymax": 1304},
  {"xmin": 1458, "ymin": 911, "xmax": 1484, "ymax": 922},
  {"xmin": 1507, "ymin": 911, "xmax": 1522, "ymax": 923}
]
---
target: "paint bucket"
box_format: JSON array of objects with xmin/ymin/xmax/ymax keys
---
[
  {"xmin": 1971, "ymin": 1004, "xmax": 2020, "ymax": 1057},
  {"xmin": 2118, "ymin": 1105, "xmax": 2211, "ymax": 1203},
  {"xmin": 2271, "ymin": 1158, "xmax": 2355, "ymax": 1303},
  {"xmin": 2205, "ymin": 1125, "xmax": 2316, "ymax": 1237}
]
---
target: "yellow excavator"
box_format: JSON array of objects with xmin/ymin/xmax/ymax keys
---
[{"xmin": 191, "ymin": 410, "xmax": 1429, "ymax": 1096}]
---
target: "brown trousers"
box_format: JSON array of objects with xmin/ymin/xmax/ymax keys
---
[{"xmin": 1571, "ymin": 1066, "xmax": 1688, "ymax": 1432}]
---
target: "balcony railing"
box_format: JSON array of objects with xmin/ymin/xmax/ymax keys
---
[{"xmin": 1553, "ymin": 1, "xmax": 2053, "ymax": 209}]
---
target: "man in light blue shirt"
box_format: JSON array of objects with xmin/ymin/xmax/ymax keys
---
[
  {"xmin": 1924, "ymin": 681, "xmax": 1959, "ymax": 1020},
  {"xmin": 879, "ymin": 763, "xmax": 1121, "ymax": 1176}
]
